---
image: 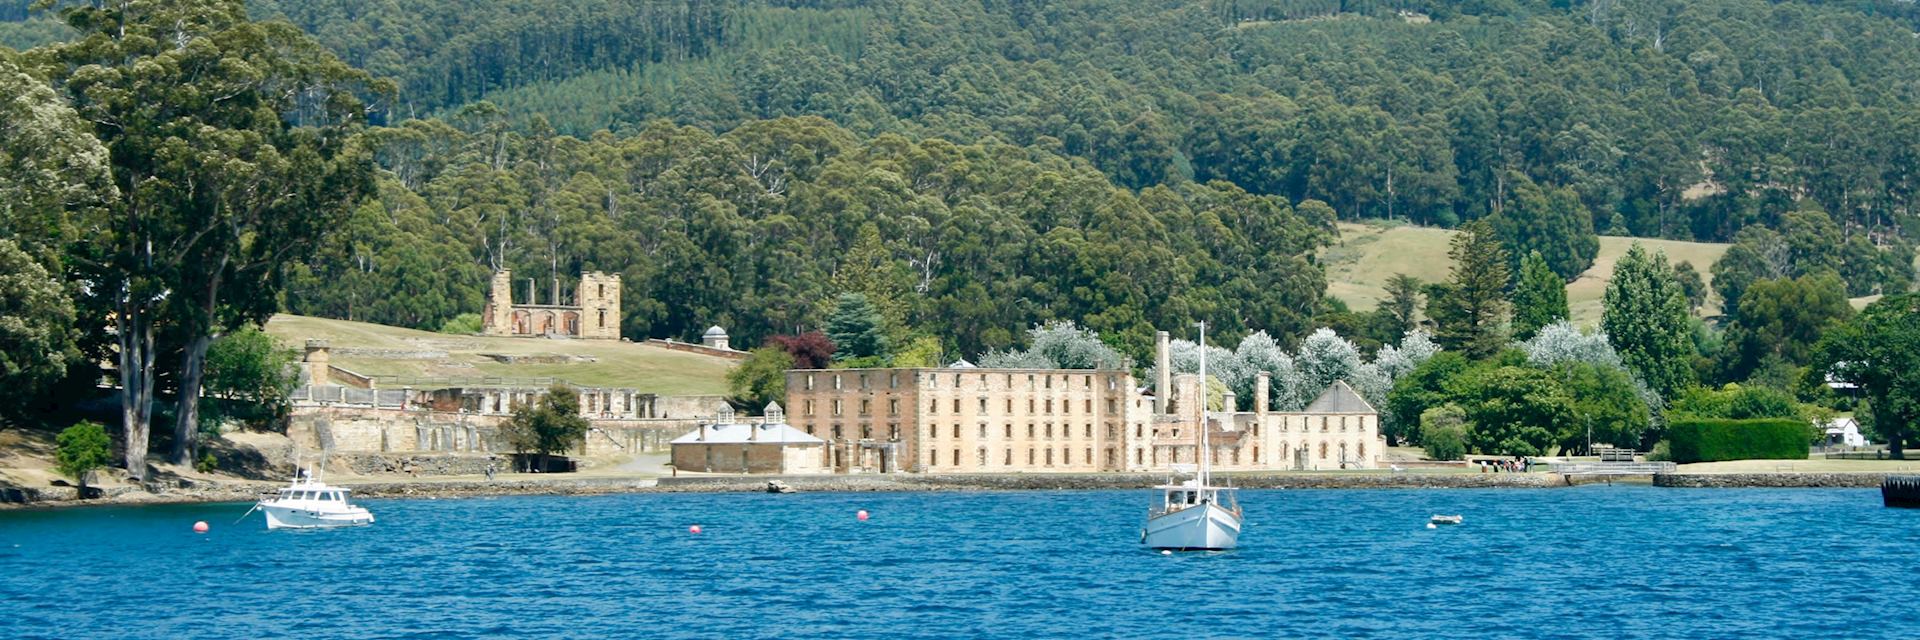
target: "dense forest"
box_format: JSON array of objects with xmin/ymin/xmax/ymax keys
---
[
  {"xmin": 14, "ymin": 0, "xmax": 1920, "ymax": 246},
  {"xmin": 8, "ymin": 0, "xmax": 1920, "ymax": 464}
]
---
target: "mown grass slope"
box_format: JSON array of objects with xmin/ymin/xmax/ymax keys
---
[
  {"xmin": 1320, "ymin": 221, "xmax": 1733, "ymax": 326},
  {"xmin": 263, "ymin": 315, "xmax": 734, "ymax": 396}
]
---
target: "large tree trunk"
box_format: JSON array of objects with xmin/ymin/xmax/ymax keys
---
[
  {"xmin": 171, "ymin": 334, "xmax": 213, "ymax": 465},
  {"xmin": 117, "ymin": 298, "xmax": 154, "ymax": 482}
]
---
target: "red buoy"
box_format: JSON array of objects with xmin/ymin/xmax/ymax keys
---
[
  {"xmin": 688, "ymin": 525, "xmax": 702, "ymax": 534},
  {"xmin": 192, "ymin": 521, "xmax": 209, "ymax": 533},
  {"xmin": 856, "ymin": 509, "xmax": 870, "ymax": 521}
]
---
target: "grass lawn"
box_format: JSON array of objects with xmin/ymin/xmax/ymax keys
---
[{"xmin": 263, "ymin": 314, "xmax": 735, "ymax": 396}]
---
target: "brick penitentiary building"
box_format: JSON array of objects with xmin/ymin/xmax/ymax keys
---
[{"xmin": 783, "ymin": 331, "xmax": 1383, "ymax": 474}]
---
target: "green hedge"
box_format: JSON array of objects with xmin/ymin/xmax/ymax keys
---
[{"xmin": 1667, "ymin": 418, "xmax": 1811, "ymax": 464}]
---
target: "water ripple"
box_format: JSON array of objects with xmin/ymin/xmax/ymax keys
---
[{"xmin": 0, "ymin": 487, "xmax": 1915, "ymax": 639}]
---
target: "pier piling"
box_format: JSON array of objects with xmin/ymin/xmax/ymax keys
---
[{"xmin": 1883, "ymin": 476, "xmax": 1920, "ymax": 508}]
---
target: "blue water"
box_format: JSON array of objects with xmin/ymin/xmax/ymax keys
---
[{"xmin": 1, "ymin": 487, "xmax": 1914, "ymax": 639}]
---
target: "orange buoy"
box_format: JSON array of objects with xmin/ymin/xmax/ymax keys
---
[
  {"xmin": 856, "ymin": 509, "xmax": 870, "ymax": 521},
  {"xmin": 192, "ymin": 521, "xmax": 209, "ymax": 533},
  {"xmin": 688, "ymin": 525, "xmax": 702, "ymax": 534}
]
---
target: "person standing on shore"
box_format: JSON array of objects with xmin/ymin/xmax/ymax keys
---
[{"xmin": 485, "ymin": 462, "xmax": 496, "ymax": 482}]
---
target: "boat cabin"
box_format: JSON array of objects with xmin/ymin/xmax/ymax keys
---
[
  {"xmin": 1154, "ymin": 483, "xmax": 1238, "ymax": 516},
  {"xmin": 272, "ymin": 487, "xmax": 352, "ymax": 505}
]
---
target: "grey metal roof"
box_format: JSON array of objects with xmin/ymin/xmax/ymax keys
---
[
  {"xmin": 670, "ymin": 422, "xmax": 823, "ymax": 445},
  {"xmin": 1302, "ymin": 380, "xmax": 1376, "ymax": 414}
]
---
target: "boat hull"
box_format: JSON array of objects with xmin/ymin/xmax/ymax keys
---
[
  {"xmin": 1143, "ymin": 502, "xmax": 1241, "ymax": 550},
  {"xmin": 262, "ymin": 504, "xmax": 375, "ymax": 530}
]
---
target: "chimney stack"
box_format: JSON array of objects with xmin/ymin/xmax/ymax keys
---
[
  {"xmin": 1255, "ymin": 371, "xmax": 1271, "ymax": 418},
  {"xmin": 1155, "ymin": 330, "xmax": 1171, "ymax": 416}
]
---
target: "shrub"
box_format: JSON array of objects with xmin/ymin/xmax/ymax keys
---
[
  {"xmin": 195, "ymin": 451, "xmax": 218, "ymax": 473},
  {"xmin": 1647, "ymin": 440, "xmax": 1672, "ymax": 462},
  {"xmin": 1667, "ymin": 418, "xmax": 1811, "ymax": 463},
  {"xmin": 1420, "ymin": 404, "xmax": 1468, "ymax": 461},
  {"xmin": 438, "ymin": 313, "xmax": 483, "ymax": 334},
  {"xmin": 55, "ymin": 421, "xmax": 112, "ymax": 495}
]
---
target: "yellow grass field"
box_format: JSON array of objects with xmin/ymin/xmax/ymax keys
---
[
  {"xmin": 1319, "ymin": 221, "xmax": 1734, "ymax": 327},
  {"xmin": 263, "ymin": 314, "xmax": 735, "ymax": 395}
]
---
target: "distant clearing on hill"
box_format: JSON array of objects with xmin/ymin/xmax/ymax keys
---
[
  {"xmin": 263, "ymin": 315, "xmax": 734, "ymax": 396},
  {"xmin": 1320, "ymin": 221, "xmax": 1733, "ymax": 327}
]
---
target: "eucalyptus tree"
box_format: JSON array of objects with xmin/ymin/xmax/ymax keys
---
[{"xmin": 29, "ymin": 0, "xmax": 380, "ymax": 474}]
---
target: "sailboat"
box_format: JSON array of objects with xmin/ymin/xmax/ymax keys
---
[{"xmin": 1142, "ymin": 322, "xmax": 1243, "ymax": 551}]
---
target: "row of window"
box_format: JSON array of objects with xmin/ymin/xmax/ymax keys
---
[
  {"xmin": 927, "ymin": 423, "xmax": 1122, "ymax": 441},
  {"xmin": 929, "ymin": 396, "xmax": 1119, "ymax": 417},
  {"xmin": 801, "ymin": 396, "xmax": 1125, "ymax": 418},
  {"xmin": 801, "ymin": 371, "xmax": 1123, "ymax": 392},
  {"xmin": 931, "ymin": 446, "xmax": 1118, "ymax": 468},
  {"xmin": 1137, "ymin": 441, "xmax": 1368, "ymax": 464}
]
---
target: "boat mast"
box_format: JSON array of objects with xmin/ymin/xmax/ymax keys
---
[{"xmin": 1196, "ymin": 321, "xmax": 1209, "ymax": 488}]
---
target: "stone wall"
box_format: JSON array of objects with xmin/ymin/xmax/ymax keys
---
[
  {"xmin": 642, "ymin": 339, "xmax": 749, "ymax": 361},
  {"xmin": 1653, "ymin": 473, "xmax": 1892, "ymax": 488},
  {"xmin": 287, "ymin": 406, "xmax": 701, "ymax": 456},
  {"xmin": 653, "ymin": 394, "xmax": 732, "ymax": 420}
]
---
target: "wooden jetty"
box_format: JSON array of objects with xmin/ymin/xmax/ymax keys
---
[{"xmin": 1883, "ymin": 476, "xmax": 1920, "ymax": 508}]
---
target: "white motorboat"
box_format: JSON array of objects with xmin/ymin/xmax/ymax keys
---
[
  {"xmin": 1429, "ymin": 514, "xmax": 1463, "ymax": 526},
  {"xmin": 1142, "ymin": 322, "xmax": 1243, "ymax": 551},
  {"xmin": 251, "ymin": 468, "xmax": 374, "ymax": 530}
]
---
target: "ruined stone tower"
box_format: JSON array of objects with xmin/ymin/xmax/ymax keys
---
[
  {"xmin": 577, "ymin": 271, "xmax": 621, "ymax": 340},
  {"xmin": 483, "ymin": 270, "xmax": 515, "ymax": 336}
]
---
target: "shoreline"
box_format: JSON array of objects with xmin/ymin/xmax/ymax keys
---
[{"xmin": 2, "ymin": 470, "xmax": 1903, "ymax": 510}]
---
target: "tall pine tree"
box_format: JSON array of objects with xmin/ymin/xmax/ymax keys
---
[
  {"xmin": 1511, "ymin": 251, "xmax": 1568, "ymax": 341},
  {"xmin": 1602, "ymin": 244, "xmax": 1695, "ymax": 397},
  {"xmin": 1383, "ymin": 273, "xmax": 1423, "ymax": 338},
  {"xmin": 1427, "ymin": 220, "xmax": 1509, "ymax": 359},
  {"xmin": 826, "ymin": 293, "xmax": 888, "ymax": 363}
]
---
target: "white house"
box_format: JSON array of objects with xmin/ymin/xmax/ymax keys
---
[{"xmin": 1822, "ymin": 417, "xmax": 1868, "ymax": 448}]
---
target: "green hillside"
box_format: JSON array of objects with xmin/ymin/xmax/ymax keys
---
[{"xmin": 263, "ymin": 315, "xmax": 735, "ymax": 396}]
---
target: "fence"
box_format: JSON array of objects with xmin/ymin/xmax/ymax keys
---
[
  {"xmin": 1551, "ymin": 461, "xmax": 1678, "ymax": 476},
  {"xmin": 293, "ymin": 385, "xmax": 408, "ymax": 409},
  {"xmin": 366, "ymin": 375, "xmax": 567, "ymax": 388}
]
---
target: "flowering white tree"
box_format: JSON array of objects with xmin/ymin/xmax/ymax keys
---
[
  {"xmin": 1520, "ymin": 321, "xmax": 1625, "ymax": 370},
  {"xmin": 979, "ymin": 349, "xmax": 1055, "ymax": 369},
  {"xmin": 979, "ymin": 320, "xmax": 1129, "ymax": 370},
  {"xmin": 1375, "ymin": 329, "xmax": 1441, "ymax": 381},
  {"xmin": 1233, "ymin": 331, "xmax": 1299, "ymax": 410},
  {"xmin": 1294, "ymin": 328, "xmax": 1363, "ymax": 402}
]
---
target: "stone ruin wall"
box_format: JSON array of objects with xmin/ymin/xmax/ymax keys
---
[{"xmin": 287, "ymin": 407, "xmax": 703, "ymax": 458}]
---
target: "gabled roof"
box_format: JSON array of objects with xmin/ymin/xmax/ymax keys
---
[
  {"xmin": 671, "ymin": 421, "xmax": 823, "ymax": 445},
  {"xmin": 1302, "ymin": 380, "xmax": 1376, "ymax": 414}
]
